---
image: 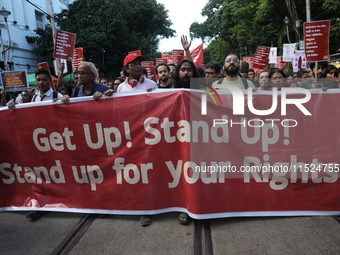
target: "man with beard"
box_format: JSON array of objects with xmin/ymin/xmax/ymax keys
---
[
  {"xmin": 299, "ymin": 61, "xmax": 333, "ymax": 89},
  {"xmin": 213, "ymin": 54, "xmax": 254, "ymax": 90},
  {"xmin": 173, "ymin": 59, "xmax": 201, "ymax": 88},
  {"xmin": 156, "ymin": 63, "xmax": 173, "ymax": 88}
]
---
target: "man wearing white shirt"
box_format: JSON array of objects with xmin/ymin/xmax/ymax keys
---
[
  {"xmin": 32, "ymin": 68, "xmax": 63, "ymax": 102},
  {"xmin": 117, "ymin": 53, "xmax": 157, "ymax": 92},
  {"xmin": 93, "ymin": 53, "xmax": 157, "ymax": 100}
]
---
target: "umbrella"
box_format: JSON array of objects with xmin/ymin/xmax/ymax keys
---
[
  {"xmin": 27, "ymin": 73, "xmax": 58, "ymax": 87},
  {"xmin": 62, "ymin": 73, "xmax": 76, "ymax": 82}
]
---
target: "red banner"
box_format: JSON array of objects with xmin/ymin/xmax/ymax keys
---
[
  {"xmin": 72, "ymin": 48, "xmax": 84, "ymax": 72},
  {"xmin": 190, "ymin": 44, "xmax": 204, "ymax": 66},
  {"xmin": 304, "ymin": 20, "xmax": 331, "ymax": 62},
  {"xmin": 1, "ymin": 90, "xmax": 340, "ymax": 218},
  {"xmin": 53, "ymin": 30, "xmax": 76, "ymax": 61}
]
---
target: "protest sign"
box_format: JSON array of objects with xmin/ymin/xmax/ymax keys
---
[
  {"xmin": 156, "ymin": 58, "xmax": 168, "ymax": 65},
  {"xmin": 72, "ymin": 48, "xmax": 84, "ymax": 72},
  {"xmin": 304, "ymin": 20, "xmax": 331, "ymax": 62},
  {"xmin": 53, "ymin": 30, "xmax": 76, "ymax": 61},
  {"xmin": 0, "ymin": 71, "xmax": 28, "ymax": 92},
  {"xmin": 243, "ymin": 57, "xmax": 254, "ymax": 69},
  {"xmin": 172, "ymin": 50, "xmax": 184, "ymax": 65},
  {"xmin": 161, "ymin": 53, "xmax": 173, "ymax": 64},
  {"xmin": 253, "ymin": 46, "xmax": 270, "ymax": 70},
  {"xmin": 275, "ymin": 56, "xmax": 286, "ymax": 71},
  {"xmin": 283, "ymin": 44, "xmax": 296, "ymax": 62},
  {"xmin": 269, "ymin": 48, "xmax": 277, "ymax": 64},
  {"xmin": 293, "ymin": 51, "xmax": 307, "ymax": 73}
]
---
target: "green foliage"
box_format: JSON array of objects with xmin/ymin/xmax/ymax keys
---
[
  {"xmin": 26, "ymin": 0, "xmax": 174, "ymax": 78},
  {"xmin": 191, "ymin": 0, "xmax": 340, "ymax": 63},
  {"xmin": 26, "ymin": 24, "xmax": 54, "ymax": 60}
]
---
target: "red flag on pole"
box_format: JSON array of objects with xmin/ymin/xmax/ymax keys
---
[{"xmin": 190, "ymin": 44, "xmax": 204, "ymax": 66}]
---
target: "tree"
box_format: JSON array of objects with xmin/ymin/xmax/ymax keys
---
[
  {"xmin": 26, "ymin": 24, "xmax": 54, "ymax": 60},
  {"xmin": 26, "ymin": 0, "xmax": 175, "ymax": 78},
  {"xmin": 190, "ymin": 0, "xmax": 340, "ymax": 63}
]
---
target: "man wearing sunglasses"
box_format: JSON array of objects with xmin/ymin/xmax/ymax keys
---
[{"xmin": 213, "ymin": 54, "xmax": 254, "ymax": 90}]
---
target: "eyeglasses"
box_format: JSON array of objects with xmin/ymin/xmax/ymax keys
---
[
  {"xmin": 78, "ymin": 72, "xmax": 93, "ymax": 76},
  {"xmin": 170, "ymin": 69, "xmax": 176, "ymax": 72},
  {"xmin": 225, "ymin": 59, "xmax": 239, "ymax": 63},
  {"xmin": 128, "ymin": 62, "xmax": 142, "ymax": 67},
  {"xmin": 205, "ymin": 72, "xmax": 216, "ymax": 75},
  {"xmin": 113, "ymin": 83, "xmax": 121, "ymax": 86}
]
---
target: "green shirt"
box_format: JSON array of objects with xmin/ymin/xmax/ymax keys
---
[{"xmin": 212, "ymin": 77, "xmax": 255, "ymax": 90}]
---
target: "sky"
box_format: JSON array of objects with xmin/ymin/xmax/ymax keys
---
[{"xmin": 156, "ymin": 0, "xmax": 208, "ymax": 53}]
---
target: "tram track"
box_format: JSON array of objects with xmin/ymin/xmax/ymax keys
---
[
  {"xmin": 194, "ymin": 220, "xmax": 213, "ymax": 255},
  {"xmin": 51, "ymin": 214, "xmax": 96, "ymax": 255},
  {"xmin": 51, "ymin": 215, "xmax": 212, "ymax": 255}
]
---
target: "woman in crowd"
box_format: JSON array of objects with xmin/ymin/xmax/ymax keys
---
[
  {"xmin": 111, "ymin": 77, "xmax": 125, "ymax": 92},
  {"xmin": 269, "ymin": 69, "xmax": 286, "ymax": 90},
  {"xmin": 257, "ymin": 70, "xmax": 271, "ymax": 90}
]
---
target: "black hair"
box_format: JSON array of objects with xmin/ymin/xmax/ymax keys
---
[
  {"xmin": 173, "ymin": 59, "xmax": 201, "ymax": 88},
  {"xmin": 309, "ymin": 61, "xmax": 328, "ymax": 70},
  {"xmin": 205, "ymin": 62, "xmax": 222, "ymax": 74},
  {"xmin": 326, "ymin": 64, "xmax": 337, "ymax": 74},
  {"xmin": 35, "ymin": 68, "xmax": 52, "ymax": 81},
  {"xmin": 268, "ymin": 68, "xmax": 287, "ymax": 78},
  {"xmin": 334, "ymin": 68, "xmax": 340, "ymax": 78},
  {"xmin": 155, "ymin": 63, "xmax": 170, "ymax": 75},
  {"xmin": 58, "ymin": 87, "xmax": 69, "ymax": 95},
  {"xmin": 196, "ymin": 66, "xmax": 205, "ymax": 77},
  {"xmin": 297, "ymin": 69, "xmax": 309, "ymax": 78}
]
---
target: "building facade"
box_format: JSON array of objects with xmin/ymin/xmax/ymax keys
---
[{"xmin": 0, "ymin": 0, "xmax": 74, "ymax": 74}]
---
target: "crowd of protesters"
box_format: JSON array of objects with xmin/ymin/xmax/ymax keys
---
[{"xmin": 1, "ymin": 36, "xmax": 340, "ymax": 224}]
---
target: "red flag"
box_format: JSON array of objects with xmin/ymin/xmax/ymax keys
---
[{"xmin": 190, "ymin": 44, "xmax": 204, "ymax": 66}]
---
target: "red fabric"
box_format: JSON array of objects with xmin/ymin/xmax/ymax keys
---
[
  {"xmin": 190, "ymin": 44, "xmax": 204, "ymax": 66},
  {"xmin": 1, "ymin": 90, "xmax": 340, "ymax": 218}
]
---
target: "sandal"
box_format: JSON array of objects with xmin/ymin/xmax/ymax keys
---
[
  {"xmin": 178, "ymin": 213, "xmax": 189, "ymax": 225},
  {"xmin": 140, "ymin": 216, "xmax": 152, "ymax": 226}
]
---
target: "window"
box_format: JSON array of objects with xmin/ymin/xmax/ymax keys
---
[{"xmin": 35, "ymin": 11, "xmax": 44, "ymax": 29}]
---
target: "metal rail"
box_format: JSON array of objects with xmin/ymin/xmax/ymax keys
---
[{"xmin": 51, "ymin": 214, "xmax": 96, "ymax": 255}]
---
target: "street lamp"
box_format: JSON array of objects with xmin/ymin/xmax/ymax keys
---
[
  {"xmin": 283, "ymin": 16, "xmax": 292, "ymax": 44},
  {"xmin": 0, "ymin": 7, "xmax": 11, "ymax": 71}
]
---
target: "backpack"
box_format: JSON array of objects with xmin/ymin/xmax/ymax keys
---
[
  {"xmin": 72, "ymin": 87, "xmax": 80, "ymax": 97},
  {"xmin": 217, "ymin": 77, "xmax": 248, "ymax": 89}
]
